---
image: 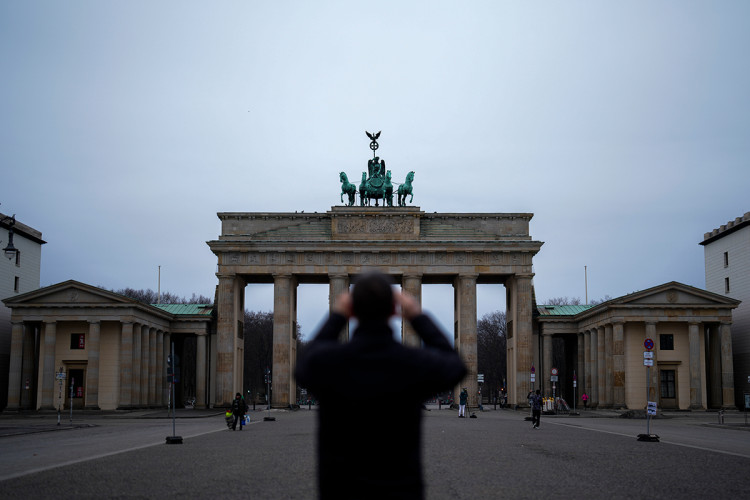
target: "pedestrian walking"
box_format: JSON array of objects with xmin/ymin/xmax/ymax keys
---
[
  {"xmin": 459, "ymin": 388, "xmax": 468, "ymax": 417},
  {"xmin": 231, "ymin": 392, "xmax": 248, "ymax": 431},
  {"xmin": 295, "ymin": 272, "xmax": 466, "ymax": 499},
  {"xmin": 531, "ymin": 389, "xmax": 543, "ymax": 429},
  {"xmin": 582, "ymin": 392, "xmax": 589, "ymax": 410}
]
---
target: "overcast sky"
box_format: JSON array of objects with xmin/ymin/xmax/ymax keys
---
[{"xmin": 2, "ymin": 1, "xmax": 748, "ymax": 339}]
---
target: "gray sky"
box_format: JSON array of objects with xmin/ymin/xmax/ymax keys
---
[{"xmin": 2, "ymin": 1, "xmax": 748, "ymax": 339}]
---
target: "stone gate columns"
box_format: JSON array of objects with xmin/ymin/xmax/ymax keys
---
[
  {"xmin": 196, "ymin": 333, "xmax": 207, "ymax": 409},
  {"xmin": 216, "ymin": 273, "xmax": 244, "ymax": 407},
  {"xmin": 272, "ymin": 274, "xmax": 296, "ymax": 408},
  {"xmin": 402, "ymin": 274, "xmax": 422, "ymax": 347},
  {"xmin": 719, "ymin": 322, "xmax": 736, "ymax": 408},
  {"xmin": 84, "ymin": 321, "xmax": 101, "ymax": 411},
  {"xmin": 584, "ymin": 331, "xmax": 591, "ymax": 406},
  {"xmin": 708, "ymin": 325, "xmax": 722, "ymax": 408},
  {"xmin": 140, "ymin": 325, "xmax": 149, "ymax": 407},
  {"xmin": 132, "ymin": 324, "xmax": 142, "ymax": 407},
  {"xmin": 604, "ymin": 324, "xmax": 613, "ymax": 408},
  {"xmin": 454, "ymin": 274, "xmax": 478, "ymax": 406},
  {"xmin": 591, "ymin": 329, "xmax": 599, "ymax": 407},
  {"xmin": 613, "ymin": 322, "xmax": 625, "ymax": 407},
  {"xmin": 119, "ymin": 322, "xmax": 134, "ymax": 409},
  {"xmin": 329, "ymin": 274, "xmax": 350, "ymax": 342},
  {"xmin": 597, "ymin": 326, "xmax": 606, "ymax": 408},
  {"xmin": 40, "ymin": 320, "xmax": 57, "ymax": 409},
  {"xmin": 542, "ymin": 333, "xmax": 552, "ymax": 394},
  {"xmin": 577, "ymin": 333, "xmax": 584, "ymax": 403},
  {"xmin": 148, "ymin": 328, "xmax": 157, "ymax": 406},
  {"xmin": 688, "ymin": 322, "xmax": 703, "ymax": 409},
  {"xmin": 156, "ymin": 330, "xmax": 164, "ymax": 406},
  {"xmin": 5, "ymin": 322, "xmax": 25, "ymax": 411},
  {"xmin": 510, "ymin": 275, "xmax": 534, "ymax": 407}
]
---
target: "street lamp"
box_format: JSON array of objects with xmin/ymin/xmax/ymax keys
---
[{"xmin": 2, "ymin": 214, "xmax": 17, "ymax": 260}]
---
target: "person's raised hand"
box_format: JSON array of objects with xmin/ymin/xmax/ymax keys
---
[
  {"xmin": 333, "ymin": 292, "xmax": 353, "ymax": 318},
  {"xmin": 395, "ymin": 291, "xmax": 421, "ymax": 321}
]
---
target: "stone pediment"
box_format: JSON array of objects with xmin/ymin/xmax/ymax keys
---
[
  {"xmin": 3, "ymin": 280, "xmax": 137, "ymax": 306},
  {"xmin": 614, "ymin": 282, "xmax": 740, "ymax": 308}
]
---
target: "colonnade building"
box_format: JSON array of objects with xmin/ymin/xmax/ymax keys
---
[{"xmin": 1, "ymin": 206, "xmax": 740, "ymax": 411}]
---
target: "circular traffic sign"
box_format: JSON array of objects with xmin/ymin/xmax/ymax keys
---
[
  {"xmin": 644, "ymin": 338, "xmax": 654, "ymax": 350},
  {"xmin": 551, "ymin": 368, "xmax": 558, "ymax": 376}
]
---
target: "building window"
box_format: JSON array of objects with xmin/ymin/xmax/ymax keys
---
[
  {"xmin": 70, "ymin": 334, "xmax": 85, "ymax": 350},
  {"xmin": 659, "ymin": 334, "xmax": 674, "ymax": 350},
  {"xmin": 725, "ymin": 277, "xmax": 730, "ymax": 293},
  {"xmin": 15, "ymin": 250, "xmax": 20, "ymax": 267},
  {"xmin": 660, "ymin": 370, "xmax": 676, "ymax": 399},
  {"xmin": 724, "ymin": 251, "xmax": 729, "ymax": 268},
  {"xmin": 14, "ymin": 276, "xmax": 19, "ymax": 292}
]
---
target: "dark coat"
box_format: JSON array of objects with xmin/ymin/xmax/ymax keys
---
[
  {"xmin": 231, "ymin": 397, "xmax": 247, "ymax": 416},
  {"xmin": 295, "ymin": 313, "xmax": 466, "ymax": 500}
]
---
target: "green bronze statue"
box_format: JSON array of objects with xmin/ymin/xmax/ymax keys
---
[{"xmin": 336, "ymin": 131, "xmax": 413, "ymax": 207}]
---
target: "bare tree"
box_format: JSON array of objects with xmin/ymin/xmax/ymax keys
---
[
  {"xmin": 109, "ymin": 287, "xmax": 212, "ymax": 305},
  {"xmin": 477, "ymin": 311, "xmax": 507, "ymax": 400},
  {"xmin": 544, "ymin": 296, "xmax": 582, "ymax": 306},
  {"xmin": 589, "ymin": 295, "xmax": 613, "ymax": 305}
]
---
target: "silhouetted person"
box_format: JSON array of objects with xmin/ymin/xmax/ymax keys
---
[{"xmin": 295, "ymin": 272, "xmax": 466, "ymax": 499}]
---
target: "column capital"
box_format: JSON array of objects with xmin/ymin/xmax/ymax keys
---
[{"xmin": 88, "ymin": 320, "xmax": 101, "ymax": 325}]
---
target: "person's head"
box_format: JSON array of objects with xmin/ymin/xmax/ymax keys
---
[
  {"xmin": 235, "ymin": 393, "xmax": 241, "ymax": 399},
  {"xmin": 351, "ymin": 272, "xmax": 394, "ymax": 321},
  {"xmin": 536, "ymin": 389, "xmax": 540, "ymax": 395}
]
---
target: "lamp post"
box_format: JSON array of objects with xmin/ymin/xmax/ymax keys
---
[{"xmin": 2, "ymin": 213, "xmax": 18, "ymax": 260}]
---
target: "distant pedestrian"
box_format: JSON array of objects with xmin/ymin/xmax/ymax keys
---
[
  {"xmin": 231, "ymin": 392, "xmax": 248, "ymax": 431},
  {"xmin": 531, "ymin": 390, "xmax": 543, "ymax": 429},
  {"xmin": 459, "ymin": 388, "xmax": 468, "ymax": 417},
  {"xmin": 582, "ymin": 392, "xmax": 589, "ymax": 410}
]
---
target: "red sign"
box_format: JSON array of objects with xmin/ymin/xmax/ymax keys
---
[
  {"xmin": 644, "ymin": 338, "xmax": 654, "ymax": 350},
  {"xmin": 78, "ymin": 334, "xmax": 85, "ymax": 349}
]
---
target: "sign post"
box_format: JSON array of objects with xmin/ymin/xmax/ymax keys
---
[
  {"xmin": 638, "ymin": 338, "xmax": 659, "ymax": 442},
  {"xmin": 165, "ymin": 342, "xmax": 183, "ymax": 444},
  {"xmin": 56, "ymin": 367, "xmax": 66, "ymax": 426},
  {"xmin": 573, "ymin": 371, "xmax": 577, "ymax": 414},
  {"xmin": 551, "ymin": 368, "xmax": 559, "ymax": 413}
]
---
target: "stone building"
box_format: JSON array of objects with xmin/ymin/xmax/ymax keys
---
[
  {"xmin": 535, "ymin": 282, "xmax": 739, "ymax": 410},
  {"xmin": 701, "ymin": 212, "xmax": 750, "ymax": 408},
  {"xmin": 2, "ymin": 281, "xmax": 213, "ymax": 411},
  {"xmin": 0, "ymin": 212, "xmax": 45, "ymax": 410}
]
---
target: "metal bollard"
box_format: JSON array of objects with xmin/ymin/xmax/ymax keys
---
[{"xmin": 718, "ymin": 409, "xmax": 725, "ymax": 424}]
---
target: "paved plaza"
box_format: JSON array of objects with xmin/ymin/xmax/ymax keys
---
[{"xmin": 1, "ymin": 406, "xmax": 748, "ymax": 499}]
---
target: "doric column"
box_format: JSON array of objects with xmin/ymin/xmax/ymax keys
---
[
  {"xmin": 402, "ymin": 274, "xmax": 423, "ymax": 347},
  {"xmin": 455, "ymin": 274, "xmax": 478, "ymax": 406},
  {"xmin": 719, "ymin": 322, "xmax": 736, "ymax": 409},
  {"xmin": 511, "ymin": 275, "xmax": 533, "ymax": 407},
  {"xmin": 216, "ymin": 274, "xmax": 242, "ymax": 407},
  {"xmin": 577, "ymin": 332, "xmax": 584, "ymax": 404},
  {"xmin": 132, "ymin": 323, "xmax": 142, "ymax": 407},
  {"xmin": 196, "ymin": 333, "xmax": 207, "ymax": 409},
  {"xmin": 20, "ymin": 324, "xmax": 36, "ymax": 409},
  {"xmin": 688, "ymin": 322, "xmax": 703, "ymax": 409},
  {"xmin": 584, "ymin": 331, "xmax": 591, "ymax": 404},
  {"xmin": 708, "ymin": 324, "xmax": 722, "ymax": 408},
  {"xmin": 118, "ymin": 322, "xmax": 134, "ymax": 409},
  {"xmin": 84, "ymin": 321, "xmax": 101, "ymax": 411},
  {"xmin": 597, "ymin": 326, "xmax": 607, "ymax": 408},
  {"xmin": 148, "ymin": 327, "xmax": 157, "ymax": 406},
  {"xmin": 590, "ymin": 328, "xmax": 598, "ymax": 407},
  {"xmin": 645, "ymin": 322, "xmax": 658, "ymax": 402},
  {"xmin": 6, "ymin": 322, "xmax": 25, "ymax": 411},
  {"xmin": 40, "ymin": 321, "xmax": 57, "ymax": 409},
  {"xmin": 604, "ymin": 324, "xmax": 613, "ymax": 408},
  {"xmin": 542, "ymin": 333, "xmax": 553, "ymax": 395},
  {"xmin": 163, "ymin": 333, "xmax": 171, "ymax": 406},
  {"xmin": 328, "ymin": 274, "xmax": 350, "ymax": 343},
  {"xmin": 140, "ymin": 325, "xmax": 149, "ymax": 406},
  {"xmin": 613, "ymin": 322, "xmax": 625, "ymax": 408},
  {"xmin": 272, "ymin": 274, "xmax": 295, "ymax": 407},
  {"xmin": 156, "ymin": 330, "xmax": 164, "ymax": 406}
]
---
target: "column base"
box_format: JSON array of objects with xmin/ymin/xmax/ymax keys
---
[{"xmin": 84, "ymin": 405, "xmax": 101, "ymax": 411}]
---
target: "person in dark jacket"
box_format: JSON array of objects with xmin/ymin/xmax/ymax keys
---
[
  {"xmin": 295, "ymin": 272, "xmax": 467, "ymax": 500},
  {"xmin": 231, "ymin": 392, "xmax": 248, "ymax": 431},
  {"xmin": 531, "ymin": 389, "xmax": 543, "ymax": 429}
]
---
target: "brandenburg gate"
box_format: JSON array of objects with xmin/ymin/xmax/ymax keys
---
[{"xmin": 207, "ymin": 206, "xmax": 543, "ymax": 408}]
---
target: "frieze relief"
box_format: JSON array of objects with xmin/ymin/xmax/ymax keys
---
[{"xmin": 336, "ymin": 218, "xmax": 413, "ymax": 234}]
